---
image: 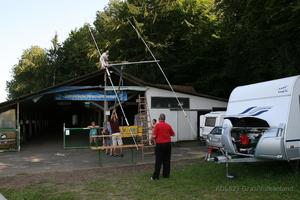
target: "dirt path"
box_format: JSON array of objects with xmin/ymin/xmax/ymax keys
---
[
  {"xmin": 0, "ymin": 141, "xmax": 207, "ymax": 177},
  {"xmin": 0, "ymin": 158, "xmax": 203, "ymax": 189}
]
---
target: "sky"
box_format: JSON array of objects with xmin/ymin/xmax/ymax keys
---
[{"xmin": 0, "ymin": 0, "xmax": 109, "ymax": 103}]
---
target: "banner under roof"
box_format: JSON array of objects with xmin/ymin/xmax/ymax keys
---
[{"xmin": 55, "ymin": 91, "xmax": 127, "ymax": 101}]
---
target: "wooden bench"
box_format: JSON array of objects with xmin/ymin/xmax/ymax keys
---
[
  {"xmin": 89, "ymin": 130, "xmax": 153, "ymax": 165},
  {"xmin": 90, "ymin": 144, "xmax": 144, "ymax": 150},
  {"xmin": 90, "ymin": 143, "xmax": 147, "ymax": 165},
  {"xmin": 90, "ymin": 135, "xmax": 141, "ymax": 138}
]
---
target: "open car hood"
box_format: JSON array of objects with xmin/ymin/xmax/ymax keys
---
[{"xmin": 224, "ymin": 116, "xmax": 270, "ymax": 128}]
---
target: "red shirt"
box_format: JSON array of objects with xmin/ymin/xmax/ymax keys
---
[{"xmin": 153, "ymin": 121, "xmax": 175, "ymax": 144}]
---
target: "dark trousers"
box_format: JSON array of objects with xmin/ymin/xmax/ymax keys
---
[{"xmin": 152, "ymin": 142, "xmax": 171, "ymax": 179}]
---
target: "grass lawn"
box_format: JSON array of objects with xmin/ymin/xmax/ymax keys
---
[{"xmin": 1, "ymin": 160, "xmax": 300, "ymax": 200}]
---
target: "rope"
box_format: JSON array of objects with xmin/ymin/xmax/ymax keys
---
[
  {"xmin": 87, "ymin": 25, "xmax": 139, "ymax": 150},
  {"xmin": 87, "ymin": 25, "xmax": 102, "ymax": 60},
  {"xmin": 127, "ymin": 19, "xmax": 198, "ymax": 138},
  {"xmin": 105, "ymin": 68, "xmax": 139, "ymax": 149},
  {"xmin": 113, "ymin": 66, "xmax": 124, "ymax": 109}
]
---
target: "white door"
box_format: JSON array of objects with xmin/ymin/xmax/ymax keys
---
[{"xmin": 177, "ymin": 111, "xmax": 192, "ymax": 141}]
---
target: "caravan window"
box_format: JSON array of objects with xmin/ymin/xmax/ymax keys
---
[{"xmin": 205, "ymin": 117, "xmax": 216, "ymax": 127}]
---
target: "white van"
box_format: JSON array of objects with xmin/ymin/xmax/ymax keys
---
[{"xmin": 200, "ymin": 111, "xmax": 226, "ymax": 139}]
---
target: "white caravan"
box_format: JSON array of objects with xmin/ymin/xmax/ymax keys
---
[
  {"xmin": 200, "ymin": 111, "xmax": 226, "ymax": 139},
  {"xmin": 219, "ymin": 75, "xmax": 300, "ymax": 163}
]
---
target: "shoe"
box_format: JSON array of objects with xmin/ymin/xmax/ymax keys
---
[{"xmin": 150, "ymin": 177, "xmax": 158, "ymax": 181}]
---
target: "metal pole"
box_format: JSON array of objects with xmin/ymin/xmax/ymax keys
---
[
  {"xmin": 16, "ymin": 102, "xmax": 20, "ymax": 151},
  {"xmin": 87, "ymin": 24, "xmax": 138, "ymax": 150},
  {"xmin": 225, "ymin": 151, "xmax": 234, "ymax": 179},
  {"xmin": 63, "ymin": 123, "xmax": 66, "ymax": 149},
  {"xmin": 128, "ymin": 19, "xmax": 198, "ymax": 138},
  {"xmin": 105, "ymin": 68, "xmax": 139, "ymax": 149},
  {"xmin": 104, "ymin": 71, "xmax": 108, "ymax": 127},
  {"xmin": 108, "ymin": 60, "xmax": 159, "ymax": 67}
]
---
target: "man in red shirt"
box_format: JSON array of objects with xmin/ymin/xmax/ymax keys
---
[{"xmin": 151, "ymin": 113, "xmax": 175, "ymax": 180}]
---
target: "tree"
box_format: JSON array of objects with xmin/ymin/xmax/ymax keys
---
[
  {"xmin": 54, "ymin": 24, "xmax": 99, "ymax": 83},
  {"xmin": 47, "ymin": 33, "xmax": 61, "ymax": 86},
  {"xmin": 7, "ymin": 0, "xmax": 225, "ymax": 99},
  {"xmin": 93, "ymin": 0, "xmax": 221, "ymax": 84},
  {"xmin": 7, "ymin": 46, "xmax": 49, "ymax": 99},
  {"xmin": 213, "ymin": 0, "xmax": 300, "ymax": 97}
]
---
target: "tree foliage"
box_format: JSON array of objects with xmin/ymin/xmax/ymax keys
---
[
  {"xmin": 55, "ymin": 25, "xmax": 99, "ymax": 83},
  {"xmin": 94, "ymin": 0, "xmax": 219, "ymax": 84},
  {"xmin": 48, "ymin": 33, "xmax": 60, "ymax": 86},
  {"xmin": 210, "ymin": 0, "xmax": 300, "ymax": 95},
  {"xmin": 6, "ymin": 0, "xmax": 300, "ymax": 100},
  {"xmin": 7, "ymin": 46, "xmax": 49, "ymax": 99}
]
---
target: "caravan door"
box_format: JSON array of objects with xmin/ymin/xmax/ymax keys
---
[{"xmin": 199, "ymin": 115, "xmax": 205, "ymax": 137}]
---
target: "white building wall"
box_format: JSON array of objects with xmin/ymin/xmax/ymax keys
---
[{"xmin": 145, "ymin": 87, "xmax": 227, "ymax": 142}]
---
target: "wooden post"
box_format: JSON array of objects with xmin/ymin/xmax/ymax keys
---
[{"xmin": 99, "ymin": 150, "xmax": 103, "ymax": 166}]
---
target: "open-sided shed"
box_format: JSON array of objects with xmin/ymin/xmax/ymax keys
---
[{"xmin": 0, "ymin": 67, "xmax": 227, "ymax": 151}]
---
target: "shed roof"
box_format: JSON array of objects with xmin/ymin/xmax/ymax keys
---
[{"xmin": 0, "ymin": 67, "xmax": 227, "ymax": 110}]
